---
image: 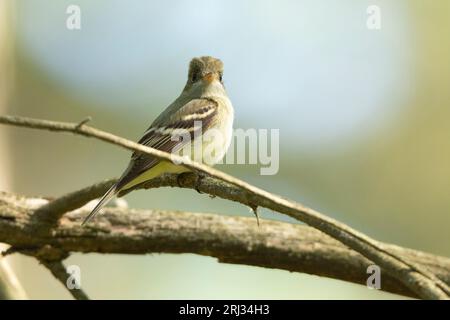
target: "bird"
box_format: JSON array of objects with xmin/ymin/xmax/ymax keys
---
[{"xmin": 82, "ymin": 56, "xmax": 234, "ymax": 225}]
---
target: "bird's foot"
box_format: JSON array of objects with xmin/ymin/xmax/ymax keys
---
[
  {"xmin": 176, "ymin": 172, "xmax": 207, "ymax": 194},
  {"xmin": 176, "ymin": 173, "xmax": 186, "ymax": 188},
  {"xmin": 194, "ymin": 172, "xmax": 207, "ymax": 194}
]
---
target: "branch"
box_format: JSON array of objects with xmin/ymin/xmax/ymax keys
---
[
  {"xmin": 1, "ymin": 191, "xmax": 449, "ymax": 299},
  {"xmin": 0, "ymin": 114, "xmax": 449, "ymax": 299},
  {"xmin": 38, "ymin": 259, "xmax": 89, "ymax": 300}
]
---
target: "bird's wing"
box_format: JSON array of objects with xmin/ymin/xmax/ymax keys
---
[{"xmin": 115, "ymin": 98, "xmax": 219, "ymax": 190}]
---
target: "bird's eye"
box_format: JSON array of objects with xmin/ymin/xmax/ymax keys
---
[
  {"xmin": 219, "ymin": 73, "xmax": 223, "ymax": 82},
  {"xmin": 191, "ymin": 73, "xmax": 199, "ymax": 82}
]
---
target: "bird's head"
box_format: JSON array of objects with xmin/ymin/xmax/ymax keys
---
[{"xmin": 186, "ymin": 56, "xmax": 224, "ymax": 88}]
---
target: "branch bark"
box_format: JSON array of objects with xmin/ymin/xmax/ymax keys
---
[
  {"xmin": 0, "ymin": 114, "xmax": 449, "ymax": 299},
  {"xmin": 1, "ymin": 191, "xmax": 449, "ymax": 299}
]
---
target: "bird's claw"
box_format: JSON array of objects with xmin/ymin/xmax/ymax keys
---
[
  {"xmin": 194, "ymin": 172, "xmax": 206, "ymax": 193},
  {"xmin": 176, "ymin": 173, "xmax": 184, "ymax": 188},
  {"xmin": 176, "ymin": 172, "xmax": 205, "ymax": 194}
]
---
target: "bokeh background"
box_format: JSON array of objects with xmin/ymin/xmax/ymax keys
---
[{"xmin": 1, "ymin": 0, "xmax": 449, "ymax": 299}]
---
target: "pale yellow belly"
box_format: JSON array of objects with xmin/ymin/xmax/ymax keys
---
[{"xmin": 121, "ymin": 161, "xmax": 189, "ymax": 191}]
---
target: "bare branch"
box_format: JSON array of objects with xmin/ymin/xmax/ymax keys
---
[
  {"xmin": 0, "ymin": 114, "xmax": 449, "ymax": 299},
  {"xmin": 1, "ymin": 191, "xmax": 449, "ymax": 299}
]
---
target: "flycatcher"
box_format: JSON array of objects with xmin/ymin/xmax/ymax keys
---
[{"xmin": 82, "ymin": 56, "xmax": 234, "ymax": 225}]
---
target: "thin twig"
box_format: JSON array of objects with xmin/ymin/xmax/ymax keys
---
[
  {"xmin": 75, "ymin": 116, "xmax": 92, "ymax": 129},
  {"xmin": 39, "ymin": 259, "xmax": 89, "ymax": 300},
  {"xmin": 0, "ymin": 114, "xmax": 449, "ymax": 299}
]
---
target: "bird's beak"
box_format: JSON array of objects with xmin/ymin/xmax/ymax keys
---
[{"xmin": 202, "ymin": 72, "xmax": 215, "ymax": 84}]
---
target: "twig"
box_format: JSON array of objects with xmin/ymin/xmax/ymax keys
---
[
  {"xmin": 0, "ymin": 114, "xmax": 449, "ymax": 299},
  {"xmin": 39, "ymin": 259, "xmax": 89, "ymax": 300},
  {"xmin": 1, "ymin": 191, "xmax": 449, "ymax": 299},
  {"xmin": 75, "ymin": 116, "xmax": 92, "ymax": 129}
]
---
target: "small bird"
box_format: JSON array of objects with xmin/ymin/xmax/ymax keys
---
[{"xmin": 82, "ymin": 56, "xmax": 234, "ymax": 225}]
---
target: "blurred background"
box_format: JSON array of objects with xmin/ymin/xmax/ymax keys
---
[{"xmin": 0, "ymin": 0, "xmax": 449, "ymax": 299}]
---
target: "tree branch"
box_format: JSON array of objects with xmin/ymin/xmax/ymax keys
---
[
  {"xmin": 0, "ymin": 114, "xmax": 449, "ymax": 299},
  {"xmin": 1, "ymin": 191, "xmax": 449, "ymax": 299}
]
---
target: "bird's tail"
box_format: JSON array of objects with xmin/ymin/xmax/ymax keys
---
[{"xmin": 81, "ymin": 183, "xmax": 119, "ymax": 226}]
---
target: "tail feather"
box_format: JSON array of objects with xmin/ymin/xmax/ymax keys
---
[{"xmin": 81, "ymin": 184, "xmax": 118, "ymax": 226}]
